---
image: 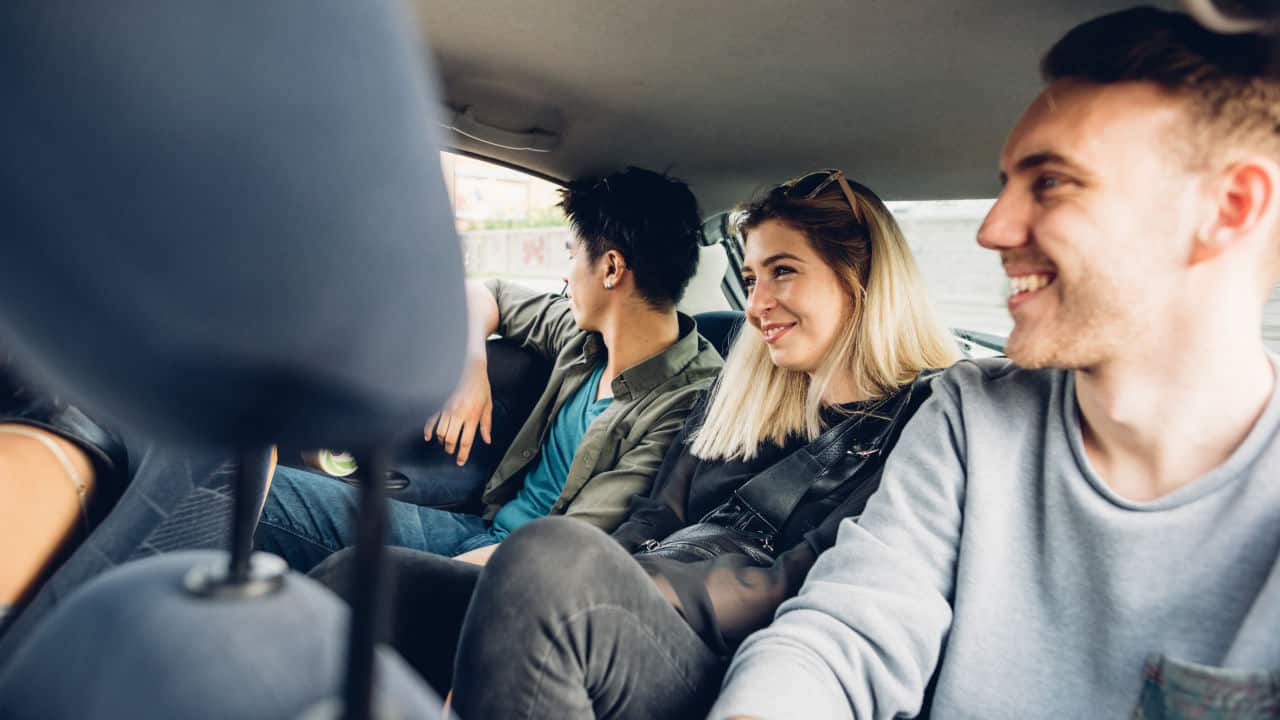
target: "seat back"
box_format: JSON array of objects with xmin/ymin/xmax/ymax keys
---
[
  {"xmin": 0, "ymin": 0, "xmax": 465, "ymax": 449},
  {"xmin": 0, "ymin": 0, "xmax": 462, "ymax": 715},
  {"xmin": 0, "ymin": 443, "xmax": 242, "ymax": 660},
  {"xmin": 694, "ymin": 310, "xmax": 745, "ymax": 359}
]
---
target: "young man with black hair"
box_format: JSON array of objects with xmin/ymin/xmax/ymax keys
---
[
  {"xmin": 256, "ymin": 167, "xmax": 723, "ymax": 570},
  {"xmin": 714, "ymin": 7, "xmax": 1280, "ymax": 718}
]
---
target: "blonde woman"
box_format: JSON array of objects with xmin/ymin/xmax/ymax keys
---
[{"xmin": 310, "ymin": 170, "xmax": 959, "ymax": 719}]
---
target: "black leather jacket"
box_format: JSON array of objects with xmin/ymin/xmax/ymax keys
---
[{"xmin": 611, "ymin": 370, "xmax": 940, "ymax": 654}]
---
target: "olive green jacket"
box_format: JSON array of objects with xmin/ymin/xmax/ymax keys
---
[{"xmin": 480, "ymin": 279, "xmax": 723, "ymax": 531}]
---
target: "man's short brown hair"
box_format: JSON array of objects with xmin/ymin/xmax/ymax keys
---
[{"xmin": 1042, "ymin": 6, "xmax": 1279, "ymax": 168}]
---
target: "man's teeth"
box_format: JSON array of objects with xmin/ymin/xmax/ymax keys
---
[{"xmin": 1009, "ymin": 274, "xmax": 1053, "ymax": 295}]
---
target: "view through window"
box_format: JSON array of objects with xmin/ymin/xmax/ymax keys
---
[
  {"xmin": 442, "ymin": 152, "xmax": 570, "ymax": 295},
  {"xmin": 440, "ymin": 154, "xmax": 1280, "ymax": 352},
  {"xmin": 890, "ymin": 199, "xmax": 1280, "ymax": 352},
  {"xmin": 887, "ymin": 199, "xmax": 1008, "ymax": 339}
]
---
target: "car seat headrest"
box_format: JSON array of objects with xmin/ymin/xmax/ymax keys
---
[
  {"xmin": 0, "ymin": 0, "xmax": 466, "ymax": 448},
  {"xmin": 0, "ymin": 552, "xmax": 444, "ymax": 718}
]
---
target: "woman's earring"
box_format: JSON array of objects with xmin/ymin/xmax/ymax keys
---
[{"xmin": 603, "ymin": 279, "xmax": 615, "ymax": 290}]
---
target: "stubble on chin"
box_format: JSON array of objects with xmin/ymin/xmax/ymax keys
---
[
  {"xmin": 1005, "ymin": 312, "xmax": 1125, "ymax": 371},
  {"xmin": 1005, "ymin": 326, "xmax": 1059, "ymax": 369}
]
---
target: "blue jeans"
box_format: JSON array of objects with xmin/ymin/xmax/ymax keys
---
[{"xmin": 255, "ymin": 465, "xmax": 507, "ymax": 572}]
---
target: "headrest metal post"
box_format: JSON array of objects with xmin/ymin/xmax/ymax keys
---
[
  {"xmin": 230, "ymin": 445, "xmax": 274, "ymax": 583},
  {"xmin": 342, "ymin": 447, "xmax": 393, "ymax": 720},
  {"xmin": 182, "ymin": 444, "xmax": 285, "ymax": 599}
]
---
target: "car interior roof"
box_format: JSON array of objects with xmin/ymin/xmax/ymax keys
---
[{"xmin": 413, "ymin": 0, "xmax": 1177, "ymax": 212}]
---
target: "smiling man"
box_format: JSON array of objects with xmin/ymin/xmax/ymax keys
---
[
  {"xmin": 712, "ymin": 7, "xmax": 1280, "ymax": 719},
  {"xmin": 256, "ymin": 167, "xmax": 722, "ymax": 571}
]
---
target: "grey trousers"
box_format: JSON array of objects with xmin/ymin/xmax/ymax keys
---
[{"xmin": 313, "ymin": 517, "xmax": 728, "ymax": 720}]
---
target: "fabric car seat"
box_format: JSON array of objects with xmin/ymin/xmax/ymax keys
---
[
  {"xmin": 0, "ymin": 443, "xmax": 247, "ymax": 661},
  {"xmin": 0, "ymin": 0, "xmax": 465, "ymax": 716},
  {"xmin": 694, "ymin": 310, "xmax": 745, "ymax": 359}
]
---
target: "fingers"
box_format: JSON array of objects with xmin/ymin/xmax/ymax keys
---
[
  {"xmin": 480, "ymin": 401, "xmax": 493, "ymax": 446},
  {"xmin": 455, "ymin": 403, "xmax": 491, "ymax": 465},
  {"xmin": 426, "ymin": 373, "xmax": 492, "ymax": 460},
  {"xmin": 440, "ymin": 412, "xmax": 464, "ymax": 454},
  {"xmin": 431, "ymin": 406, "xmax": 487, "ymax": 465},
  {"xmin": 455, "ymin": 418, "xmax": 477, "ymax": 466}
]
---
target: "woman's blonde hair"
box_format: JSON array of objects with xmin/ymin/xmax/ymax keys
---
[{"xmin": 690, "ymin": 173, "xmax": 959, "ymax": 461}]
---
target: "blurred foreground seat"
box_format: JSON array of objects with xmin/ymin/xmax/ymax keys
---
[{"xmin": 0, "ymin": 0, "xmax": 466, "ymax": 717}]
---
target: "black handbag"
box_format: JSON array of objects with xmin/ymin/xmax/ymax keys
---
[
  {"xmin": 635, "ymin": 371, "xmax": 937, "ymax": 566},
  {"xmin": 633, "ymin": 522, "xmax": 777, "ymax": 566}
]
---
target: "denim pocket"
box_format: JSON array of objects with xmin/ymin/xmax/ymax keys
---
[{"xmin": 1132, "ymin": 655, "xmax": 1280, "ymax": 720}]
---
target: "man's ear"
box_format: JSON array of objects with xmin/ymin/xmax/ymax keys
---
[
  {"xmin": 602, "ymin": 249, "xmax": 628, "ymax": 282},
  {"xmin": 1190, "ymin": 157, "xmax": 1278, "ymax": 266}
]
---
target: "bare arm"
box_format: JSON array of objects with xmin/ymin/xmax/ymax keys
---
[
  {"xmin": 463, "ymin": 279, "xmax": 500, "ymax": 360},
  {"xmin": 0, "ymin": 423, "xmax": 95, "ymax": 607},
  {"xmin": 426, "ymin": 280, "xmax": 501, "ymax": 465}
]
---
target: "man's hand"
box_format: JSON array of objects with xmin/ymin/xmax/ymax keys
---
[
  {"xmin": 453, "ymin": 543, "xmax": 499, "ymax": 566},
  {"xmin": 425, "ymin": 359, "xmax": 493, "ymax": 466}
]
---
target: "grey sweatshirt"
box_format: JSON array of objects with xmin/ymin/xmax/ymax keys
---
[{"xmin": 710, "ymin": 359, "xmax": 1280, "ymax": 719}]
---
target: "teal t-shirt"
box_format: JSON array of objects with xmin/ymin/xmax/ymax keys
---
[{"xmin": 491, "ymin": 363, "xmax": 612, "ymax": 536}]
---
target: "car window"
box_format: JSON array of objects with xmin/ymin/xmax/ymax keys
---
[
  {"xmin": 890, "ymin": 198, "xmax": 1280, "ymax": 354},
  {"xmin": 714, "ymin": 199, "xmax": 1006, "ymax": 356},
  {"xmin": 443, "ymin": 151, "xmax": 734, "ymax": 314},
  {"xmin": 886, "ymin": 199, "xmax": 1006, "ymax": 340},
  {"xmin": 443, "ymin": 152, "xmax": 570, "ymax": 295},
  {"xmin": 438, "ymin": 168, "xmax": 1280, "ymax": 353}
]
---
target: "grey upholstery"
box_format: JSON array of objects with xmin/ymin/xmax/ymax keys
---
[
  {"xmin": 0, "ymin": 0, "xmax": 465, "ymax": 448},
  {"xmin": 0, "ymin": 0, "xmax": 465, "ymax": 716},
  {"xmin": 0, "ymin": 552, "xmax": 442, "ymax": 720},
  {"xmin": 0, "ymin": 444, "xmax": 244, "ymax": 662}
]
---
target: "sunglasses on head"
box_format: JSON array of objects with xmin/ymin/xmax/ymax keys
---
[{"xmin": 779, "ymin": 168, "xmax": 866, "ymax": 224}]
